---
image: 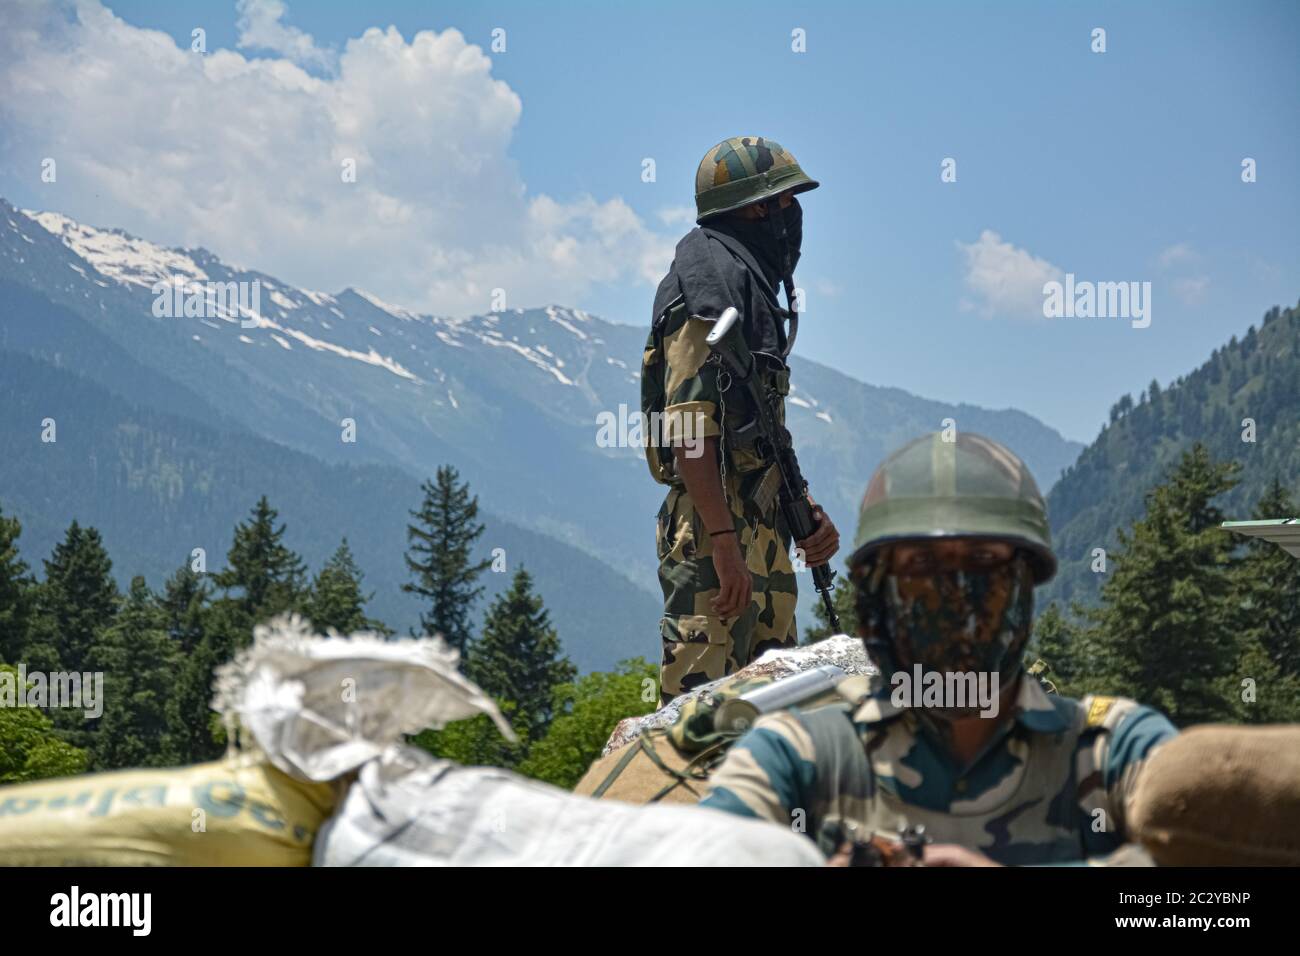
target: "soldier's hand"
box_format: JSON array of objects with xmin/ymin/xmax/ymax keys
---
[
  {"xmin": 923, "ymin": 844, "xmax": 1002, "ymax": 867},
  {"xmin": 796, "ymin": 504, "xmax": 839, "ymax": 567},
  {"xmin": 709, "ymin": 532, "xmax": 752, "ymax": 618}
]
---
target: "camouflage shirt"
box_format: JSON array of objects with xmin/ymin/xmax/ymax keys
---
[
  {"xmin": 641, "ymin": 299, "xmax": 790, "ymax": 487},
  {"xmin": 698, "ymin": 674, "xmax": 1177, "ymax": 865}
]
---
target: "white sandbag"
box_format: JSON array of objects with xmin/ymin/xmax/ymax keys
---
[
  {"xmin": 213, "ymin": 615, "xmax": 514, "ymax": 782},
  {"xmin": 314, "ymin": 748, "xmax": 824, "ymax": 867}
]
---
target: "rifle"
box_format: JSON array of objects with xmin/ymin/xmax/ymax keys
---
[
  {"xmin": 705, "ymin": 306, "xmax": 842, "ymax": 634},
  {"xmin": 844, "ymin": 823, "xmax": 929, "ymax": 867}
]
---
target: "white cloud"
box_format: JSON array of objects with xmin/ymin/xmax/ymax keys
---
[
  {"xmin": 0, "ymin": 0, "xmax": 674, "ymax": 317},
  {"xmin": 656, "ymin": 205, "xmax": 697, "ymax": 228},
  {"xmin": 1157, "ymin": 242, "xmax": 1198, "ymax": 269},
  {"xmin": 956, "ymin": 230, "xmax": 1063, "ymax": 319},
  {"xmin": 236, "ymin": 0, "xmax": 334, "ymax": 70},
  {"xmin": 1173, "ymin": 276, "xmax": 1210, "ymax": 305}
]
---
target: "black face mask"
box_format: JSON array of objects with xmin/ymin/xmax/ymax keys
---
[{"xmin": 711, "ymin": 197, "xmax": 803, "ymax": 288}]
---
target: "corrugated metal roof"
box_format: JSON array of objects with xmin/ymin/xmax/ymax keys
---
[{"xmin": 1222, "ymin": 518, "xmax": 1300, "ymax": 559}]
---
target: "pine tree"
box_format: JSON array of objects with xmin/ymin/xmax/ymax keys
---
[
  {"xmin": 213, "ymin": 497, "xmax": 307, "ymax": 626},
  {"xmin": 1226, "ymin": 478, "xmax": 1300, "ymax": 722},
  {"xmin": 164, "ymin": 634, "xmax": 223, "ymax": 765},
  {"xmin": 403, "ymin": 466, "xmax": 490, "ymax": 652},
  {"xmin": 30, "ymin": 521, "xmax": 119, "ymax": 674},
  {"xmin": 86, "ymin": 577, "xmax": 178, "ymax": 770},
  {"xmin": 159, "ymin": 561, "xmax": 209, "ymax": 654},
  {"xmin": 466, "ymin": 567, "xmax": 575, "ymax": 746},
  {"xmin": 1082, "ymin": 445, "xmax": 1241, "ymax": 725},
  {"xmin": 0, "ymin": 504, "xmax": 34, "ymax": 665},
  {"xmin": 305, "ymin": 539, "xmax": 383, "ymax": 635},
  {"xmin": 1027, "ymin": 602, "xmax": 1087, "ymax": 697}
]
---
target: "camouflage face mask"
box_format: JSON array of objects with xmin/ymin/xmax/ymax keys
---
[{"xmin": 881, "ymin": 555, "xmax": 1035, "ymax": 716}]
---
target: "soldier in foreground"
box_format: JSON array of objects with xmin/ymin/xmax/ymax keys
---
[
  {"xmin": 698, "ymin": 432, "xmax": 1179, "ymax": 865},
  {"xmin": 643, "ymin": 136, "xmax": 839, "ymax": 705}
]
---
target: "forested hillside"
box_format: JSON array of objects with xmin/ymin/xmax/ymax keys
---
[
  {"xmin": 0, "ymin": 350, "xmax": 657, "ymax": 672},
  {"xmin": 1043, "ymin": 302, "xmax": 1300, "ymax": 609}
]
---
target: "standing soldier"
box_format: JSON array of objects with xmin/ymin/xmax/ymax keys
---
[{"xmin": 643, "ymin": 136, "xmax": 840, "ymax": 705}]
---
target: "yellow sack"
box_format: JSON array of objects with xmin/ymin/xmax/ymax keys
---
[
  {"xmin": 1130, "ymin": 724, "xmax": 1300, "ymax": 866},
  {"xmin": 0, "ymin": 760, "xmax": 337, "ymax": 866}
]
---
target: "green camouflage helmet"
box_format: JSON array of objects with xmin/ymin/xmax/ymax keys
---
[
  {"xmin": 694, "ymin": 136, "xmax": 819, "ymax": 223},
  {"xmin": 849, "ymin": 432, "xmax": 1057, "ymax": 583}
]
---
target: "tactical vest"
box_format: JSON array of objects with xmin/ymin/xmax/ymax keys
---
[{"xmin": 641, "ymin": 296, "xmax": 792, "ymax": 488}]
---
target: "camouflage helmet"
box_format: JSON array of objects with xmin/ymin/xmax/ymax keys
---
[
  {"xmin": 850, "ymin": 432, "xmax": 1057, "ymax": 583},
  {"xmin": 694, "ymin": 136, "xmax": 819, "ymax": 223}
]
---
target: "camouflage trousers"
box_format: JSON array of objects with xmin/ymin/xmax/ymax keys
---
[{"xmin": 656, "ymin": 470, "xmax": 798, "ymax": 705}]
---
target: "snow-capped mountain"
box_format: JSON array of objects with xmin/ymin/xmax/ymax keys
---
[{"xmin": 0, "ymin": 198, "xmax": 1083, "ymax": 653}]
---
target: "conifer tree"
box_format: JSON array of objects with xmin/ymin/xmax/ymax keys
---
[
  {"xmin": 1027, "ymin": 602, "xmax": 1087, "ymax": 697},
  {"xmin": 0, "ymin": 504, "xmax": 34, "ymax": 665},
  {"xmin": 159, "ymin": 561, "xmax": 209, "ymax": 654},
  {"xmin": 212, "ymin": 496, "xmax": 307, "ymax": 642},
  {"xmin": 86, "ymin": 577, "xmax": 177, "ymax": 769},
  {"xmin": 466, "ymin": 567, "xmax": 575, "ymax": 746},
  {"xmin": 403, "ymin": 466, "xmax": 490, "ymax": 652},
  {"xmin": 1226, "ymin": 478, "xmax": 1300, "ymax": 722},
  {"xmin": 306, "ymin": 539, "xmax": 383, "ymax": 635},
  {"xmin": 1083, "ymin": 444, "xmax": 1241, "ymax": 724},
  {"xmin": 164, "ymin": 634, "xmax": 223, "ymax": 765},
  {"xmin": 30, "ymin": 521, "xmax": 119, "ymax": 674}
]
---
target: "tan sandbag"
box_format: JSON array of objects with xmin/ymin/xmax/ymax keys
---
[
  {"xmin": 1129, "ymin": 724, "xmax": 1300, "ymax": 866},
  {"xmin": 573, "ymin": 732, "xmax": 713, "ymax": 805},
  {"xmin": 0, "ymin": 760, "xmax": 337, "ymax": 866}
]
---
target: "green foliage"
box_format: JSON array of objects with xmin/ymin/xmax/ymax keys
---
[
  {"xmin": 466, "ymin": 567, "xmax": 576, "ymax": 746},
  {"xmin": 403, "ymin": 466, "xmax": 490, "ymax": 652},
  {"xmin": 1226, "ymin": 478, "xmax": 1300, "ymax": 722},
  {"xmin": 413, "ymin": 709, "xmax": 526, "ymax": 769},
  {"xmin": 305, "ymin": 539, "xmax": 386, "ymax": 635},
  {"xmin": 86, "ymin": 577, "xmax": 178, "ymax": 770},
  {"xmin": 30, "ymin": 521, "xmax": 119, "ymax": 674},
  {"xmin": 164, "ymin": 634, "xmax": 224, "ymax": 765},
  {"xmin": 803, "ymin": 572, "xmax": 859, "ymax": 644},
  {"xmin": 1045, "ymin": 302, "xmax": 1300, "ymax": 610},
  {"xmin": 0, "ymin": 664, "xmax": 88, "ymax": 783},
  {"xmin": 212, "ymin": 496, "xmax": 308, "ymax": 624},
  {"xmin": 1081, "ymin": 445, "xmax": 1241, "ymax": 724},
  {"xmin": 1034, "ymin": 445, "xmax": 1300, "ymax": 725},
  {"xmin": 1026, "ymin": 602, "xmax": 1087, "ymax": 698},
  {"xmin": 516, "ymin": 659, "xmax": 658, "ymax": 789},
  {"xmin": 158, "ymin": 562, "xmax": 208, "ymax": 654},
  {"xmin": 0, "ymin": 504, "xmax": 34, "ymax": 665}
]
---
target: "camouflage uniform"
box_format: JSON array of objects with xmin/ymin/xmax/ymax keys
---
[
  {"xmin": 645, "ymin": 302, "xmax": 799, "ymax": 704},
  {"xmin": 698, "ymin": 432, "xmax": 1180, "ymax": 864},
  {"xmin": 644, "ymin": 137, "xmax": 819, "ymax": 705},
  {"xmin": 698, "ymin": 672, "xmax": 1175, "ymax": 864}
]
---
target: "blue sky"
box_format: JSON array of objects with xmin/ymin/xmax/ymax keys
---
[{"xmin": 2, "ymin": 0, "xmax": 1296, "ymax": 442}]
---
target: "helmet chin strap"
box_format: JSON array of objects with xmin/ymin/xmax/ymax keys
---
[{"xmin": 765, "ymin": 197, "xmax": 799, "ymax": 358}]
